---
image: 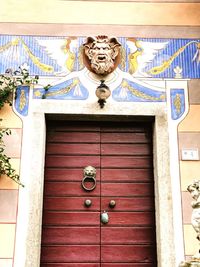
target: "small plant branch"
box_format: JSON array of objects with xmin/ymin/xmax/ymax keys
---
[
  {"xmin": 42, "ymin": 84, "xmax": 52, "ymax": 99},
  {"xmin": 0, "ymin": 64, "xmax": 39, "ymax": 109},
  {"xmin": 0, "ymin": 126, "xmax": 24, "ymax": 187}
]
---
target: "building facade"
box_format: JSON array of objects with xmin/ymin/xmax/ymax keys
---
[{"xmin": 0, "ymin": 1, "xmax": 200, "ymax": 267}]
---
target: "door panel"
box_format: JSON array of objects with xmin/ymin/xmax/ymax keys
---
[
  {"xmin": 47, "ymin": 143, "xmax": 100, "ymax": 155},
  {"xmin": 101, "ymin": 143, "xmax": 151, "ymax": 155},
  {"xmin": 40, "ymin": 121, "xmax": 157, "ymax": 266},
  {"xmin": 101, "ymin": 183, "xmax": 154, "ymax": 197},
  {"xmin": 44, "ymin": 181, "xmax": 100, "ymax": 196},
  {"xmin": 42, "ymin": 227, "xmax": 100, "ymax": 244},
  {"xmin": 101, "ymin": 245, "xmax": 155, "ymax": 262},
  {"xmin": 101, "ymin": 132, "xmax": 149, "ymax": 143},
  {"xmin": 47, "ymin": 132, "xmax": 100, "ymax": 143},
  {"xmin": 41, "ymin": 123, "xmax": 101, "ymax": 266},
  {"xmin": 101, "ymin": 169, "xmax": 152, "ymax": 182},
  {"xmin": 41, "ymin": 245, "xmax": 100, "ymax": 262},
  {"xmin": 43, "ymin": 211, "xmax": 100, "ymax": 226},
  {"xmin": 101, "ymin": 227, "xmax": 155, "ymax": 244},
  {"xmin": 100, "ymin": 212, "xmax": 154, "ymax": 226},
  {"xmin": 43, "ymin": 197, "xmax": 100, "ymax": 211},
  {"xmin": 101, "ymin": 264, "xmax": 152, "ymax": 267},
  {"xmin": 101, "ymin": 197, "xmax": 154, "ymax": 211},
  {"xmin": 101, "ymin": 156, "xmax": 152, "ymax": 168},
  {"xmin": 41, "ymin": 264, "xmax": 100, "ymax": 267},
  {"xmin": 45, "ymin": 168, "xmax": 100, "ymax": 181},
  {"xmin": 100, "ymin": 123, "xmax": 156, "ymax": 265},
  {"xmin": 41, "ymin": 264, "xmax": 151, "ymax": 267},
  {"xmin": 46, "ymin": 155, "xmax": 100, "ymax": 168}
]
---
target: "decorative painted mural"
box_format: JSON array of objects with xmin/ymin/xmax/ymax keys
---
[
  {"xmin": 0, "ymin": 35, "xmax": 199, "ymax": 78},
  {"xmin": 170, "ymin": 89, "xmax": 185, "ymax": 120},
  {"xmin": 0, "ymin": 35, "xmax": 198, "ymax": 118},
  {"xmin": 15, "ymin": 85, "xmax": 30, "ymax": 116}
]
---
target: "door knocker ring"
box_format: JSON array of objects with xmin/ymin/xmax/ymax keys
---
[{"xmin": 82, "ymin": 166, "xmax": 97, "ymax": 192}]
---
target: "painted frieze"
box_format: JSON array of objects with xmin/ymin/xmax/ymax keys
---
[
  {"xmin": 0, "ymin": 35, "xmax": 199, "ymax": 78},
  {"xmin": 0, "ymin": 34, "xmax": 198, "ymax": 118}
]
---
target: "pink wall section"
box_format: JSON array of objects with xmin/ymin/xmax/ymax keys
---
[{"xmin": 0, "ymin": 104, "xmax": 22, "ymax": 266}]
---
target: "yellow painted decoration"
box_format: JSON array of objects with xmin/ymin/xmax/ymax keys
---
[
  {"xmin": 122, "ymin": 80, "xmax": 129, "ymax": 88},
  {"xmin": 0, "ymin": 38, "xmax": 54, "ymax": 73},
  {"xmin": 121, "ymin": 80, "xmax": 166, "ymax": 101},
  {"xmin": 34, "ymin": 90, "xmax": 42, "ymax": 97},
  {"xmin": 72, "ymin": 79, "xmax": 79, "ymax": 86},
  {"xmin": 20, "ymin": 39, "xmax": 54, "ymax": 73},
  {"xmin": 78, "ymin": 45, "xmax": 84, "ymax": 70},
  {"xmin": 120, "ymin": 47, "xmax": 126, "ymax": 71},
  {"xmin": 174, "ymin": 93, "xmax": 181, "ymax": 115},
  {"xmin": 64, "ymin": 38, "xmax": 76, "ymax": 72},
  {"xmin": 66, "ymin": 51, "xmax": 75, "ymax": 71},
  {"xmin": 19, "ymin": 90, "xmax": 26, "ymax": 111},
  {"xmin": 148, "ymin": 41, "xmax": 200, "ymax": 75},
  {"xmin": 127, "ymin": 39, "xmax": 143, "ymax": 74},
  {"xmin": 0, "ymin": 38, "xmax": 20, "ymax": 53},
  {"xmin": 45, "ymin": 79, "xmax": 80, "ymax": 97}
]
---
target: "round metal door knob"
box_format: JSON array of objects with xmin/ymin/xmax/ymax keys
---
[
  {"xmin": 109, "ymin": 200, "xmax": 116, "ymax": 208},
  {"xmin": 84, "ymin": 199, "xmax": 92, "ymax": 207}
]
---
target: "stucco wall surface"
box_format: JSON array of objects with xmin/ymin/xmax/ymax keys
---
[
  {"xmin": 178, "ymin": 83, "xmax": 200, "ymax": 259},
  {"xmin": 0, "ymin": 1, "xmax": 200, "ymax": 25},
  {"xmin": 0, "ymin": 105, "xmax": 22, "ymax": 266}
]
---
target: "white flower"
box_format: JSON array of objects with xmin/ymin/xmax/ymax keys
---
[{"xmin": 20, "ymin": 62, "xmax": 30, "ymax": 71}]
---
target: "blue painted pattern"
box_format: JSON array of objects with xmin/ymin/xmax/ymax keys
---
[
  {"xmin": 113, "ymin": 79, "xmax": 166, "ymax": 102},
  {"xmin": 0, "ymin": 35, "xmax": 199, "ymax": 78},
  {"xmin": 14, "ymin": 85, "xmax": 30, "ymax": 116},
  {"xmin": 170, "ymin": 89, "xmax": 185, "ymax": 120},
  {"xmin": 33, "ymin": 78, "xmax": 89, "ymax": 100}
]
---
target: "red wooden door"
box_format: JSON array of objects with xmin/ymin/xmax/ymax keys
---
[{"xmin": 40, "ymin": 121, "xmax": 157, "ymax": 267}]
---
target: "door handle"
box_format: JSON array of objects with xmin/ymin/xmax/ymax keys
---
[{"xmin": 81, "ymin": 166, "xmax": 97, "ymax": 191}]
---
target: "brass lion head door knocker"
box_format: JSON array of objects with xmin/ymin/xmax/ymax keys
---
[
  {"xmin": 81, "ymin": 165, "xmax": 97, "ymax": 192},
  {"xmin": 82, "ymin": 36, "xmax": 122, "ymax": 108}
]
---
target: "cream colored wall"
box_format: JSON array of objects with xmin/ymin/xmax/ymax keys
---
[
  {"xmin": 0, "ymin": 1, "xmax": 200, "ymax": 25},
  {"xmin": 179, "ymin": 104, "xmax": 200, "ymax": 259},
  {"xmin": 0, "ymin": 1, "xmax": 200, "ymax": 266}
]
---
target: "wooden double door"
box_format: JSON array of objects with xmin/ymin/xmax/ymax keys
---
[{"xmin": 40, "ymin": 120, "xmax": 157, "ymax": 267}]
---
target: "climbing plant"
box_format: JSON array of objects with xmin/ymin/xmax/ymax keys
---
[
  {"xmin": 0, "ymin": 64, "xmax": 39, "ymax": 186},
  {"xmin": 0, "ymin": 129, "xmax": 24, "ymax": 186},
  {"xmin": 0, "ymin": 127, "xmax": 24, "ymax": 186},
  {"xmin": 0, "ymin": 64, "xmax": 39, "ymax": 109}
]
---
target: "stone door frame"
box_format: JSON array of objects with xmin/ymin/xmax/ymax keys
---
[{"xmin": 12, "ymin": 95, "xmax": 187, "ymax": 267}]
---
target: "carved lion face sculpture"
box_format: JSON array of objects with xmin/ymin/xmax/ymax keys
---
[
  {"xmin": 83, "ymin": 166, "xmax": 96, "ymax": 177},
  {"xmin": 83, "ymin": 36, "xmax": 121, "ymax": 76}
]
